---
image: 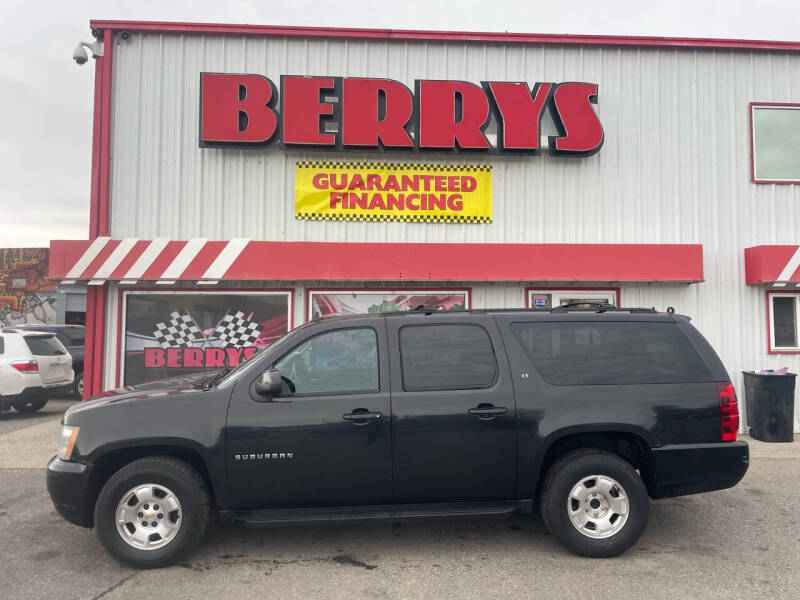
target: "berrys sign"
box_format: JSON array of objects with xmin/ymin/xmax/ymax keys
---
[{"xmin": 199, "ymin": 74, "xmax": 603, "ymax": 156}]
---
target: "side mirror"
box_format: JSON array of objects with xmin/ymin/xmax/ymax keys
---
[{"xmin": 253, "ymin": 368, "xmax": 283, "ymax": 400}]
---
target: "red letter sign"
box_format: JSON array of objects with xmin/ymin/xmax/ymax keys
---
[
  {"xmin": 548, "ymin": 82, "xmax": 604, "ymax": 156},
  {"xmin": 200, "ymin": 73, "xmax": 278, "ymax": 144},
  {"xmin": 485, "ymin": 82, "xmax": 553, "ymax": 151},
  {"xmin": 417, "ymin": 81, "xmax": 491, "ymax": 149},
  {"xmin": 341, "ymin": 78, "xmax": 414, "ymax": 148},
  {"xmin": 281, "ymin": 76, "xmax": 337, "ymax": 146}
]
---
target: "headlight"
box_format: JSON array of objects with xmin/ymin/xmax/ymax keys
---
[{"xmin": 57, "ymin": 425, "xmax": 80, "ymax": 461}]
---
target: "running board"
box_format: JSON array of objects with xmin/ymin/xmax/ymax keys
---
[{"xmin": 220, "ymin": 500, "xmax": 533, "ymax": 527}]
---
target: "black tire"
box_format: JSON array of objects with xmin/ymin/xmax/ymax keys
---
[
  {"xmin": 540, "ymin": 449, "xmax": 649, "ymax": 558},
  {"xmin": 94, "ymin": 456, "xmax": 210, "ymax": 568},
  {"xmin": 12, "ymin": 398, "xmax": 47, "ymax": 412},
  {"xmin": 73, "ymin": 373, "xmax": 84, "ymax": 399}
]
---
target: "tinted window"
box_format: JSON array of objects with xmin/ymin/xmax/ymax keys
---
[
  {"xmin": 273, "ymin": 328, "xmax": 378, "ymax": 395},
  {"xmin": 512, "ymin": 321, "xmax": 712, "ymax": 385},
  {"xmin": 0, "ymin": 337, "xmax": 4, "ymax": 354},
  {"xmin": 773, "ymin": 296, "xmax": 797, "ymax": 348},
  {"xmin": 399, "ymin": 324, "xmax": 497, "ymax": 391},
  {"xmin": 24, "ymin": 335, "xmax": 64, "ymax": 357},
  {"xmin": 59, "ymin": 328, "xmax": 85, "ymax": 346}
]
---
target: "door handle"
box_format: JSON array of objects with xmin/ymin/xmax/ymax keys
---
[
  {"xmin": 468, "ymin": 404, "xmax": 508, "ymax": 419},
  {"xmin": 342, "ymin": 410, "xmax": 383, "ymax": 424}
]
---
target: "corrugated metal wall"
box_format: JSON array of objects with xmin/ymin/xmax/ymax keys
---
[{"xmin": 106, "ymin": 33, "xmax": 800, "ymax": 430}]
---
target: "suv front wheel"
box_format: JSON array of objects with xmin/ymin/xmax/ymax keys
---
[
  {"xmin": 540, "ymin": 449, "xmax": 649, "ymax": 558},
  {"xmin": 94, "ymin": 456, "xmax": 210, "ymax": 568}
]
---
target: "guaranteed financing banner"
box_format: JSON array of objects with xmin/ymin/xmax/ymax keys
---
[{"xmin": 295, "ymin": 161, "xmax": 492, "ymax": 224}]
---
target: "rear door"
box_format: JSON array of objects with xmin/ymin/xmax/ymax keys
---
[
  {"xmin": 387, "ymin": 314, "xmax": 518, "ymax": 502},
  {"xmin": 23, "ymin": 334, "xmax": 71, "ymax": 383}
]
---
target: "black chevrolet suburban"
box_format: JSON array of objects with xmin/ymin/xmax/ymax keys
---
[{"xmin": 47, "ymin": 307, "xmax": 748, "ymax": 568}]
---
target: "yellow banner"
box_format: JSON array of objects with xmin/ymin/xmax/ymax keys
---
[{"xmin": 295, "ymin": 161, "xmax": 492, "ymax": 224}]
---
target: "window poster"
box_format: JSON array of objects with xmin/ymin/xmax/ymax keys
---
[
  {"xmin": 122, "ymin": 292, "xmax": 291, "ymax": 385},
  {"xmin": 309, "ymin": 290, "xmax": 468, "ymax": 320}
]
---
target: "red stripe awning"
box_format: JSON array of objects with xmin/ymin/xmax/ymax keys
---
[
  {"xmin": 745, "ymin": 245, "xmax": 800, "ymax": 286},
  {"xmin": 49, "ymin": 239, "xmax": 705, "ymax": 284}
]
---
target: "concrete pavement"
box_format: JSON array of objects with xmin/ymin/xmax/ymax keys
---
[{"xmin": 1, "ymin": 400, "xmax": 799, "ymax": 599}]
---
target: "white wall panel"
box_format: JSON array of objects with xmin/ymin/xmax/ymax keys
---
[{"xmin": 107, "ymin": 33, "xmax": 800, "ymax": 430}]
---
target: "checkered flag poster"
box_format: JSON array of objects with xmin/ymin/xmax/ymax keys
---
[
  {"xmin": 213, "ymin": 310, "xmax": 262, "ymax": 348},
  {"xmin": 152, "ymin": 310, "xmax": 206, "ymax": 348}
]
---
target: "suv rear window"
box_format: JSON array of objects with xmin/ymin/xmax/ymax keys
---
[
  {"xmin": 512, "ymin": 321, "xmax": 712, "ymax": 385},
  {"xmin": 24, "ymin": 335, "xmax": 64, "ymax": 356},
  {"xmin": 399, "ymin": 324, "xmax": 497, "ymax": 391}
]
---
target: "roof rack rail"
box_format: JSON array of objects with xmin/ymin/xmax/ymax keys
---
[
  {"xmin": 380, "ymin": 306, "xmax": 660, "ymax": 317},
  {"xmin": 551, "ymin": 302, "xmax": 657, "ymax": 314},
  {"xmin": 550, "ymin": 306, "xmax": 658, "ymax": 314}
]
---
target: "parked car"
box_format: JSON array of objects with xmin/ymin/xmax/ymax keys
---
[
  {"xmin": 0, "ymin": 328, "xmax": 75, "ymax": 413},
  {"xmin": 12, "ymin": 325, "xmax": 85, "ymax": 398},
  {"xmin": 47, "ymin": 306, "xmax": 748, "ymax": 568}
]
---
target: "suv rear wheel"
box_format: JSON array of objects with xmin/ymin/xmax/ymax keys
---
[
  {"xmin": 73, "ymin": 373, "xmax": 83, "ymax": 399},
  {"xmin": 94, "ymin": 456, "xmax": 210, "ymax": 568},
  {"xmin": 12, "ymin": 398, "xmax": 47, "ymax": 412},
  {"xmin": 540, "ymin": 449, "xmax": 649, "ymax": 558}
]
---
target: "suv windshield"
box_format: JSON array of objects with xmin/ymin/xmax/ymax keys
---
[
  {"xmin": 24, "ymin": 335, "xmax": 65, "ymax": 356},
  {"xmin": 214, "ymin": 324, "xmax": 310, "ymax": 387}
]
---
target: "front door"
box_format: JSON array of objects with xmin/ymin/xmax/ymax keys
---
[
  {"xmin": 226, "ymin": 321, "xmax": 392, "ymax": 508},
  {"xmin": 387, "ymin": 315, "xmax": 518, "ymax": 502}
]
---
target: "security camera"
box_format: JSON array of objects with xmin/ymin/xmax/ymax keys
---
[
  {"xmin": 73, "ymin": 43, "xmax": 89, "ymax": 65},
  {"xmin": 72, "ymin": 41, "xmax": 102, "ymax": 65}
]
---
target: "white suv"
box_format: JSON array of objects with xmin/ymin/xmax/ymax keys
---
[{"xmin": 0, "ymin": 328, "xmax": 74, "ymax": 413}]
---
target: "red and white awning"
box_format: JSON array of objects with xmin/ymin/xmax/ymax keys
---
[
  {"xmin": 49, "ymin": 238, "xmax": 705, "ymax": 285},
  {"xmin": 745, "ymin": 245, "xmax": 800, "ymax": 287}
]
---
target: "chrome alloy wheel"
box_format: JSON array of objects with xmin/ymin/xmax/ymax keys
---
[
  {"xmin": 115, "ymin": 484, "xmax": 182, "ymax": 550},
  {"xmin": 567, "ymin": 475, "xmax": 629, "ymax": 539}
]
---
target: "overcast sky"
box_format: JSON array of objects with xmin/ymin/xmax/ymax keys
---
[{"xmin": 2, "ymin": 0, "xmax": 799, "ymax": 247}]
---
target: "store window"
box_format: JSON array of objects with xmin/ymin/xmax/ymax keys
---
[
  {"xmin": 527, "ymin": 288, "xmax": 618, "ymax": 310},
  {"xmin": 273, "ymin": 328, "xmax": 379, "ymax": 396},
  {"xmin": 768, "ymin": 292, "xmax": 800, "ymax": 352},
  {"xmin": 121, "ymin": 291, "xmax": 291, "ymax": 385},
  {"xmin": 751, "ymin": 103, "xmax": 800, "ymax": 183},
  {"xmin": 399, "ymin": 324, "xmax": 497, "ymax": 391},
  {"xmin": 308, "ymin": 289, "xmax": 469, "ymax": 320}
]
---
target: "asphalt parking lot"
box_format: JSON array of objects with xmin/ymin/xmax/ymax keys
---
[{"xmin": 1, "ymin": 400, "xmax": 799, "ymax": 600}]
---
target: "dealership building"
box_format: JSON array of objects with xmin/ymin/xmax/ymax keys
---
[{"xmin": 50, "ymin": 20, "xmax": 800, "ymax": 431}]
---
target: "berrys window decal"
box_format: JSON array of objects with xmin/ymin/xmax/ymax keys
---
[
  {"xmin": 199, "ymin": 74, "xmax": 603, "ymax": 156},
  {"xmin": 122, "ymin": 291, "xmax": 291, "ymax": 386}
]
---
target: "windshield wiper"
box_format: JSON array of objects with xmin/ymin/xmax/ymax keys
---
[{"xmin": 201, "ymin": 367, "xmax": 232, "ymax": 390}]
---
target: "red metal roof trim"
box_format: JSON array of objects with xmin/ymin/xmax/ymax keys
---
[
  {"xmin": 745, "ymin": 245, "xmax": 800, "ymax": 285},
  {"xmin": 88, "ymin": 20, "xmax": 800, "ymax": 53},
  {"xmin": 50, "ymin": 239, "xmax": 704, "ymax": 284}
]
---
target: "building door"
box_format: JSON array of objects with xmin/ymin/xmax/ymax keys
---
[
  {"xmin": 387, "ymin": 315, "xmax": 518, "ymax": 502},
  {"xmin": 225, "ymin": 323, "xmax": 392, "ymax": 507}
]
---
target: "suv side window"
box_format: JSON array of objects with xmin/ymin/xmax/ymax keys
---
[
  {"xmin": 399, "ymin": 323, "xmax": 497, "ymax": 391},
  {"xmin": 273, "ymin": 327, "xmax": 379, "ymax": 396},
  {"xmin": 0, "ymin": 336, "xmax": 4, "ymax": 354},
  {"xmin": 512, "ymin": 321, "xmax": 712, "ymax": 385}
]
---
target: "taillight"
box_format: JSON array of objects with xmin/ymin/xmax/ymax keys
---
[
  {"xmin": 10, "ymin": 360, "xmax": 39, "ymax": 373},
  {"xmin": 717, "ymin": 382, "xmax": 739, "ymax": 442}
]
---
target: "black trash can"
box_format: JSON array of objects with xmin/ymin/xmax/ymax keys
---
[{"xmin": 742, "ymin": 371, "xmax": 796, "ymax": 443}]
